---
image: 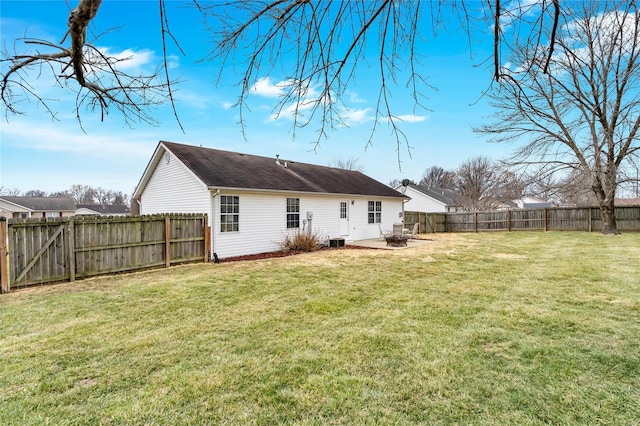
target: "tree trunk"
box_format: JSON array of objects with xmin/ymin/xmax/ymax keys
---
[{"xmin": 600, "ymin": 201, "xmax": 619, "ymax": 235}]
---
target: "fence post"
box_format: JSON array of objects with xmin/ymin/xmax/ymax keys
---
[
  {"xmin": 588, "ymin": 208, "xmax": 593, "ymax": 232},
  {"xmin": 165, "ymin": 215, "xmax": 171, "ymax": 268},
  {"xmin": 67, "ymin": 219, "xmax": 75, "ymax": 282},
  {"xmin": 0, "ymin": 218, "xmax": 9, "ymax": 293},
  {"xmin": 544, "ymin": 208, "xmax": 548, "ymax": 231},
  {"xmin": 507, "ymin": 210, "xmax": 511, "ymax": 232},
  {"xmin": 474, "ymin": 212, "xmax": 478, "ymax": 232}
]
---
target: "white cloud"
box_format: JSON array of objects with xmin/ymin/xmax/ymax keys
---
[
  {"xmin": 251, "ymin": 77, "xmax": 290, "ymax": 98},
  {"xmin": 342, "ymin": 108, "xmax": 372, "ymax": 125},
  {"xmin": 1, "ymin": 120, "xmax": 153, "ymax": 160},
  {"xmin": 95, "ymin": 47, "xmax": 156, "ymax": 71},
  {"xmin": 346, "ymin": 90, "xmax": 366, "ymax": 104},
  {"xmin": 253, "ymin": 77, "xmax": 376, "ymax": 127},
  {"xmin": 268, "ymin": 98, "xmax": 316, "ymax": 122},
  {"xmin": 497, "ymin": 0, "xmax": 543, "ymax": 31}
]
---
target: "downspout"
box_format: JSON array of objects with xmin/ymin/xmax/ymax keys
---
[
  {"xmin": 210, "ymin": 189, "xmax": 220, "ymax": 263},
  {"xmin": 402, "ymin": 198, "xmax": 409, "ymax": 224}
]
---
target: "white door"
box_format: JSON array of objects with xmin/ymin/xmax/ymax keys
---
[{"xmin": 339, "ymin": 201, "xmax": 350, "ymax": 236}]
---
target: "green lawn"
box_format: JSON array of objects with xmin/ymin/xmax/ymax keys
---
[{"xmin": 1, "ymin": 232, "xmax": 639, "ymax": 425}]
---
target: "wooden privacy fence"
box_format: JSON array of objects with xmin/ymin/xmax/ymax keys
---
[
  {"xmin": 405, "ymin": 205, "xmax": 640, "ymax": 233},
  {"xmin": 0, "ymin": 214, "xmax": 210, "ymax": 292}
]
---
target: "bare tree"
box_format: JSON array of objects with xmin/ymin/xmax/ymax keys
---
[
  {"xmin": 525, "ymin": 169, "xmax": 598, "ymax": 206},
  {"xmin": 93, "ymin": 187, "xmax": 114, "ymax": 205},
  {"xmin": 0, "ymin": 187, "xmax": 22, "ymax": 196},
  {"xmin": 477, "ymin": 1, "xmax": 640, "ymax": 234},
  {"xmin": 453, "ymin": 156, "xmax": 524, "ymax": 211},
  {"xmin": 49, "ymin": 190, "xmax": 72, "ymax": 198},
  {"xmin": 23, "ymin": 189, "xmax": 47, "ymax": 197},
  {"xmin": 68, "ymin": 184, "xmax": 95, "ymax": 204},
  {"xmin": 419, "ymin": 166, "xmax": 455, "ymax": 189},
  {"xmin": 112, "ymin": 191, "xmax": 130, "ymax": 206},
  {"xmin": 328, "ymin": 156, "xmax": 364, "ymax": 172}
]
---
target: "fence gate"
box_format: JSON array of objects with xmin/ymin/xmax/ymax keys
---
[{"xmin": 7, "ymin": 219, "xmax": 71, "ymax": 288}]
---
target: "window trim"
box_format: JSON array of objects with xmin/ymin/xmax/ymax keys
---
[
  {"xmin": 368, "ymin": 200, "xmax": 382, "ymax": 224},
  {"xmin": 220, "ymin": 195, "xmax": 239, "ymax": 233},
  {"xmin": 286, "ymin": 197, "xmax": 300, "ymax": 229}
]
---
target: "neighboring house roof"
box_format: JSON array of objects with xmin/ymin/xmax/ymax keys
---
[
  {"xmin": 0, "ymin": 196, "xmax": 76, "ymax": 212},
  {"xmin": 135, "ymin": 141, "xmax": 407, "ymax": 199},
  {"xmin": 616, "ymin": 197, "xmax": 640, "ymax": 206},
  {"xmin": 76, "ymin": 204, "xmax": 130, "ymax": 215},
  {"xmin": 501, "ymin": 200, "xmax": 519, "ymax": 209},
  {"xmin": 405, "ymin": 185, "xmax": 460, "ymax": 206}
]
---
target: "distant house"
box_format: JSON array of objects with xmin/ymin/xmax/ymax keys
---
[
  {"xmin": 394, "ymin": 184, "xmax": 462, "ymax": 213},
  {"xmin": 512, "ymin": 196, "xmax": 553, "ymax": 209},
  {"xmin": 76, "ymin": 204, "xmax": 130, "ymax": 216},
  {"xmin": 133, "ymin": 141, "xmax": 408, "ymax": 259},
  {"xmin": 0, "ymin": 196, "xmax": 76, "ymax": 219}
]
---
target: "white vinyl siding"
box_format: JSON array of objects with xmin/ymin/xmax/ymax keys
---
[
  {"xmin": 139, "ymin": 151, "xmax": 210, "ymax": 216},
  {"xmin": 212, "ymin": 192, "xmax": 404, "ymax": 258}
]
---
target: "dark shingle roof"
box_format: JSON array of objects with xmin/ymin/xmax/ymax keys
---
[
  {"xmin": 2, "ymin": 196, "xmax": 76, "ymax": 211},
  {"xmin": 409, "ymin": 185, "xmax": 459, "ymax": 206},
  {"xmin": 162, "ymin": 141, "xmax": 404, "ymax": 198}
]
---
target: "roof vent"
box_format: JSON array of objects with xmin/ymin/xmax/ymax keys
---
[{"xmin": 275, "ymin": 154, "xmax": 281, "ymax": 165}]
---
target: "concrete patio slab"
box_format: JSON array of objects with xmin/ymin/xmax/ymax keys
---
[{"xmin": 347, "ymin": 236, "xmax": 434, "ymax": 250}]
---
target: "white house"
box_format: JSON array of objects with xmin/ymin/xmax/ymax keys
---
[
  {"xmin": 133, "ymin": 141, "xmax": 408, "ymax": 259},
  {"xmin": 0, "ymin": 196, "xmax": 77, "ymax": 219},
  {"xmin": 513, "ymin": 196, "xmax": 553, "ymax": 209},
  {"xmin": 394, "ymin": 184, "xmax": 461, "ymax": 213}
]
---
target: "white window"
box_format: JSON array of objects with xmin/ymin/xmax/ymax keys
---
[
  {"xmin": 286, "ymin": 198, "xmax": 300, "ymax": 229},
  {"xmin": 220, "ymin": 196, "xmax": 239, "ymax": 232},
  {"xmin": 368, "ymin": 201, "xmax": 382, "ymax": 224}
]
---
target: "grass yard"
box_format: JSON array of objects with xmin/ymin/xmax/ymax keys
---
[{"xmin": 1, "ymin": 232, "xmax": 639, "ymax": 425}]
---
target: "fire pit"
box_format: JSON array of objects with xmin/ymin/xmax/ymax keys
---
[{"xmin": 385, "ymin": 235, "xmax": 408, "ymax": 247}]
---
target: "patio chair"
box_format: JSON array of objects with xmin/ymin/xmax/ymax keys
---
[
  {"xmin": 405, "ymin": 223, "xmax": 419, "ymax": 240},
  {"xmin": 378, "ymin": 224, "xmax": 392, "ymax": 240}
]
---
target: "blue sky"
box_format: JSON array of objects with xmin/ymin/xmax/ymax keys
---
[{"xmin": 0, "ymin": 0, "xmax": 509, "ymax": 196}]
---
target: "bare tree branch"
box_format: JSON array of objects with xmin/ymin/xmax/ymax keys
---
[{"xmin": 1, "ymin": 0, "xmax": 181, "ymax": 128}]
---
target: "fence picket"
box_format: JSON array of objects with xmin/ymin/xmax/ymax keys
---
[
  {"xmin": 405, "ymin": 205, "xmax": 640, "ymax": 233},
  {"xmin": 4, "ymin": 214, "xmax": 208, "ymax": 291}
]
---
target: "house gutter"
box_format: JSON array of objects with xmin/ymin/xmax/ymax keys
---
[{"xmin": 206, "ymin": 186, "xmax": 407, "ymax": 200}]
